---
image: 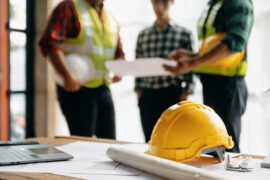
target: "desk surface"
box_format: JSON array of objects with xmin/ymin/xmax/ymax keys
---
[
  {"xmin": 0, "ymin": 136, "xmax": 128, "ymax": 180},
  {"xmin": 0, "ymin": 136, "xmax": 266, "ymax": 180}
]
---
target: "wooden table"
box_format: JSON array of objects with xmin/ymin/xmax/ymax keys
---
[
  {"xmin": 0, "ymin": 136, "xmax": 265, "ymax": 180},
  {"xmin": 0, "ymin": 136, "xmax": 128, "ymax": 180}
]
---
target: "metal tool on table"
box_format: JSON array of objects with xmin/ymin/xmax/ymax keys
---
[{"xmin": 226, "ymin": 154, "xmax": 253, "ymax": 172}]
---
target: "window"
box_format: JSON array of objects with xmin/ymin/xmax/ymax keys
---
[{"xmin": 8, "ymin": 0, "xmax": 34, "ymax": 141}]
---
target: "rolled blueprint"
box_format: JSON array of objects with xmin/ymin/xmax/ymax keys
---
[{"xmin": 106, "ymin": 146, "xmax": 230, "ymax": 180}]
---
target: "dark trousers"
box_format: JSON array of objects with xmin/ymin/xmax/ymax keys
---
[
  {"xmin": 200, "ymin": 74, "xmax": 248, "ymax": 153},
  {"xmin": 57, "ymin": 85, "xmax": 115, "ymax": 139},
  {"xmin": 138, "ymin": 86, "xmax": 183, "ymax": 142}
]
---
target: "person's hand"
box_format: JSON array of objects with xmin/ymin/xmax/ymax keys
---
[
  {"xmin": 163, "ymin": 57, "xmax": 196, "ymax": 74},
  {"xmin": 135, "ymin": 90, "xmax": 142, "ymax": 99},
  {"xmin": 63, "ymin": 74, "xmax": 81, "ymax": 92},
  {"xmin": 112, "ymin": 75, "xmax": 122, "ymax": 83},
  {"xmin": 164, "ymin": 49, "xmax": 198, "ymax": 74},
  {"xmin": 180, "ymin": 90, "xmax": 189, "ymax": 101},
  {"xmin": 169, "ymin": 48, "xmax": 195, "ymax": 60}
]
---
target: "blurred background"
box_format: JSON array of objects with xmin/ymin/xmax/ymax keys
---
[{"xmin": 1, "ymin": 0, "xmax": 270, "ymax": 156}]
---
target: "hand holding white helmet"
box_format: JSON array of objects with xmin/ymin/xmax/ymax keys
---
[{"xmin": 53, "ymin": 54, "xmax": 96, "ymax": 86}]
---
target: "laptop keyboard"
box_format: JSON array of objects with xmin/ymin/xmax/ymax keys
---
[{"xmin": 0, "ymin": 147, "xmax": 40, "ymax": 163}]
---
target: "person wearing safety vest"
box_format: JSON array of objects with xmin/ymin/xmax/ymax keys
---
[
  {"xmin": 135, "ymin": 0, "xmax": 194, "ymax": 142},
  {"xmin": 164, "ymin": 0, "xmax": 254, "ymax": 152},
  {"xmin": 39, "ymin": 0, "xmax": 125, "ymax": 139}
]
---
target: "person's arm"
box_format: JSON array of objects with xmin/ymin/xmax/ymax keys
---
[
  {"xmin": 111, "ymin": 36, "xmax": 125, "ymax": 83},
  {"xmin": 47, "ymin": 49, "xmax": 81, "ymax": 92},
  {"xmin": 39, "ymin": 1, "xmax": 81, "ymax": 91},
  {"xmin": 164, "ymin": 43, "xmax": 230, "ymax": 74},
  {"xmin": 39, "ymin": 1, "xmax": 80, "ymax": 56},
  {"xmin": 195, "ymin": 42, "xmax": 231, "ymax": 65},
  {"xmin": 221, "ymin": 0, "xmax": 254, "ymax": 54},
  {"xmin": 115, "ymin": 36, "xmax": 125, "ymax": 59},
  {"xmin": 164, "ymin": 0, "xmax": 254, "ymax": 75}
]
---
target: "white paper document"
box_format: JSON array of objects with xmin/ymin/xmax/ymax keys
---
[{"xmin": 105, "ymin": 58, "xmax": 177, "ymax": 77}]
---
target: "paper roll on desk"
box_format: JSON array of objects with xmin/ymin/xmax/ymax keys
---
[{"xmin": 106, "ymin": 146, "xmax": 230, "ymax": 180}]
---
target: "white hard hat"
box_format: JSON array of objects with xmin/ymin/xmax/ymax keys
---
[{"xmin": 53, "ymin": 54, "xmax": 96, "ymax": 86}]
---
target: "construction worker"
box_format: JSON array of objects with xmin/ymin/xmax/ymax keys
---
[
  {"xmin": 39, "ymin": 0, "xmax": 125, "ymax": 139},
  {"xmin": 164, "ymin": 0, "xmax": 254, "ymax": 152},
  {"xmin": 135, "ymin": 0, "xmax": 194, "ymax": 142}
]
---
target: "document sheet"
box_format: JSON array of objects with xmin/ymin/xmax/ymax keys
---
[{"xmin": 105, "ymin": 58, "xmax": 177, "ymax": 77}]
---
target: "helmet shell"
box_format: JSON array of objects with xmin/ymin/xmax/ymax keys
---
[{"xmin": 148, "ymin": 101, "xmax": 234, "ymax": 162}]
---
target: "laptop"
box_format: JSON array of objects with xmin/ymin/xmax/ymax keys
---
[{"xmin": 0, "ymin": 143, "xmax": 73, "ymax": 166}]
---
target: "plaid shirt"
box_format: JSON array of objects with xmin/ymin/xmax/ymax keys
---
[
  {"xmin": 206, "ymin": 0, "xmax": 254, "ymax": 54},
  {"xmin": 135, "ymin": 22, "xmax": 194, "ymax": 92},
  {"xmin": 39, "ymin": 0, "xmax": 125, "ymax": 59}
]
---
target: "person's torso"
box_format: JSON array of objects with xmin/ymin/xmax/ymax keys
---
[
  {"xmin": 136, "ymin": 23, "xmax": 193, "ymax": 89},
  {"xmin": 139, "ymin": 23, "xmax": 192, "ymax": 59},
  {"xmin": 62, "ymin": 0, "xmax": 119, "ymax": 88},
  {"xmin": 195, "ymin": 0, "xmax": 252, "ymax": 77}
]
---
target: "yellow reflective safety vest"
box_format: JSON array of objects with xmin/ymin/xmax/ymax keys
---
[
  {"xmin": 62, "ymin": 0, "xmax": 119, "ymax": 88},
  {"xmin": 198, "ymin": 33, "xmax": 244, "ymax": 68},
  {"xmin": 193, "ymin": 0, "xmax": 247, "ymax": 77}
]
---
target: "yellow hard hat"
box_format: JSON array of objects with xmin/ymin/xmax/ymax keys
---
[
  {"xmin": 147, "ymin": 101, "xmax": 234, "ymax": 162},
  {"xmin": 199, "ymin": 33, "xmax": 244, "ymax": 68}
]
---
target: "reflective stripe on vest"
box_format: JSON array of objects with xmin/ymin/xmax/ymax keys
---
[
  {"xmin": 193, "ymin": 61, "xmax": 247, "ymax": 77},
  {"xmin": 198, "ymin": 0, "xmax": 223, "ymax": 40},
  {"xmin": 62, "ymin": 0, "xmax": 118, "ymax": 88},
  {"xmin": 196, "ymin": 0, "xmax": 247, "ymax": 76}
]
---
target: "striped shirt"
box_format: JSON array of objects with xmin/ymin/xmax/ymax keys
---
[{"xmin": 135, "ymin": 21, "xmax": 194, "ymax": 91}]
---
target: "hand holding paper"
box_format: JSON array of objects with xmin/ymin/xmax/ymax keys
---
[{"xmin": 105, "ymin": 58, "xmax": 177, "ymax": 77}]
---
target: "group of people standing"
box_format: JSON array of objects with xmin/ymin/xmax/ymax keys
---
[{"xmin": 39, "ymin": 0, "xmax": 254, "ymax": 153}]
